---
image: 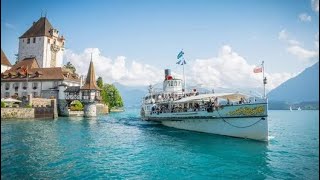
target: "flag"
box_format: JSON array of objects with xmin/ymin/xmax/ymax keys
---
[
  {"xmin": 177, "ymin": 50, "xmax": 184, "ymax": 59},
  {"xmin": 176, "ymin": 58, "xmax": 186, "ymax": 65},
  {"xmin": 253, "ymin": 66, "xmax": 262, "ymax": 73}
]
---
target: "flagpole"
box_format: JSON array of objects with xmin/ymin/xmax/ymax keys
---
[
  {"xmin": 262, "ymin": 61, "xmax": 265, "ymax": 99},
  {"xmin": 183, "ymin": 60, "xmax": 186, "ymax": 93}
]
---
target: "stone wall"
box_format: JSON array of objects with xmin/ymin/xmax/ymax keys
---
[
  {"xmin": 1, "ymin": 108, "xmax": 34, "ymax": 119},
  {"xmin": 31, "ymin": 98, "xmax": 58, "ymax": 118},
  {"xmin": 31, "ymin": 97, "xmax": 53, "ymax": 107},
  {"xmin": 96, "ymin": 103, "xmax": 109, "ymax": 114},
  {"xmin": 84, "ymin": 103, "xmax": 97, "ymax": 117},
  {"xmin": 69, "ymin": 110, "xmax": 84, "ymax": 116}
]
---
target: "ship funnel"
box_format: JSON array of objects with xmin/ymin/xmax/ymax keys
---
[{"xmin": 165, "ymin": 69, "xmax": 171, "ymax": 79}]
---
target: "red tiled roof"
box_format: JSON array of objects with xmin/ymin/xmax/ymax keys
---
[
  {"xmin": 81, "ymin": 60, "xmax": 101, "ymax": 90},
  {"xmin": 1, "ymin": 58, "xmax": 80, "ymax": 82},
  {"xmin": 20, "ymin": 17, "xmax": 54, "ymax": 38}
]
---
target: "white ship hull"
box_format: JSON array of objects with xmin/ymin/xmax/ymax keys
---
[
  {"xmin": 142, "ymin": 103, "xmax": 268, "ymax": 141},
  {"xmin": 161, "ymin": 116, "xmax": 268, "ymax": 141}
]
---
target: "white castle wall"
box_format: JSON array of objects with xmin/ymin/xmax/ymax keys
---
[{"xmin": 18, "ymin": 36, "xmax": 64, "ymax": 68}]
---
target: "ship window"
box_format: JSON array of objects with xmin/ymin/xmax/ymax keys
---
[
  {"xmin": 27, "ymin": 38, "xmax": 30, "ymax": 44},
  {"xmin": 174, "ymin": 81, "xmax": 177, "ymax": 86},
  {"xmin": 33, "ymin": 37, "xmax": 36, "ymax": 43}
]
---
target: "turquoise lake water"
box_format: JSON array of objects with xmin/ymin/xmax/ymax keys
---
[{"xmin": 1, "ymin": 110, "xmax": 319, "ymax": 179}]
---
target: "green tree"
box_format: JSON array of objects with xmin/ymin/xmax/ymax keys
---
[
  {"xmin": 70, "ymin": 100, "xmax": 83, "ymax": 111},
  {"xmin": 101, "ymin": 84, "xmax": 124, "ymax": 109},
  {"xmin": 64, "ymin": 61, "xmax": 76, "ymax": 73},
  {"xmin": 97, "ymin": 76, "xmax": 103, "ymax": 89}
]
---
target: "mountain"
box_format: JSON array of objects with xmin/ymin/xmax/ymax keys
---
[
  {"xmin": 268, "ymin": 61, "xmax": 319, "ymax": 103},
  {"xmin": 113, "ymin": 82, "xmax": 147, "ymax": 108}
]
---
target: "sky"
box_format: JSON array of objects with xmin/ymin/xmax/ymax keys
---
[{"xmin": 1, "ymin": 0, "xmax": 319, "ymax": 92}]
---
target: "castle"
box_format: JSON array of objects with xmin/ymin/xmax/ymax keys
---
[{"xmin": 1, "ymin": 16, "xmax": 81, "ymax": 100}]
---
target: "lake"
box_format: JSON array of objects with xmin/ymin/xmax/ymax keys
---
[{"xmin": 1, "ymin": 110, "xmax": 319, "ymax": 179}]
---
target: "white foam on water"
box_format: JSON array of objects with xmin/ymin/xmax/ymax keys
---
[{"xmin": 268, "ymin": 135, "xmax": 275, "ymax": 140}]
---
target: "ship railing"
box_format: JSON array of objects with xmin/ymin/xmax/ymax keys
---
[{"xmin": 149, "ymin": 100, "xmax": 266, "ymax": 115}]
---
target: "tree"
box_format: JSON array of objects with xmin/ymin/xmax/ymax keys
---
[
  {"xmin": 95, "ymin": 77, "xmax": 124, "ymax": 109},
  {"xmin": 70, "ymin": 100, "xmax": 83, "ymax": 111},
  {"xmin": 97, "ymin": 77, "xmax": 103, "ymax": 89},
  {"xmin": 101, "ymin": 84, "xmax": 124, "ymax": 109},
  {"xmin": 64, "ymin": 61, "xmax": 76, "ymax": 73}
]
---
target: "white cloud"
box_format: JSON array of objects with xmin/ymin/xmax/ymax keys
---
[
  {"xmin": 64, "ymin": 48, "xmax": 163, "ymax": 86},
  {"xmin": 279, "ymin": 29, "xmax": 319, "ymax": 61},
  {"xmin": 187, "ymin": 45, "xmax": 292, "ymax": 91},
  {"xmin": 287, "ymin": 45, "xmax": 319, "ymax": 59},
  {"xmin": 298, "ymin": 13, "xmax": 312, "ymax": 22},
  {"xmin": 312, "ymin": 0, "xmax": 319, "ymax": 12},
  {"xmin": 64, "ymin": 47, "xmax": 293, "ymax": 91}
]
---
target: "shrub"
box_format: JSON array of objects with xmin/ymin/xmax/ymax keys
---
[
  {"xmin": 70, "ymin": 106, "xmax": 83, "ymax": 111},
  {"xmin": 25, "ymin": 104, "xmax": 32, "ymax": 108},
  {"xmin": 1, "ymin": 101, "xmax": 5, "ymax": 108}
]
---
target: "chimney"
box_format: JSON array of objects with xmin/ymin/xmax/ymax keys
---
[{"xmin": 164, "ymin": 69, "xmax": 171, "ymax": 79}]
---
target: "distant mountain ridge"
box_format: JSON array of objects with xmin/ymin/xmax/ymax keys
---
[
  {"xmin": 113, "ymin": 82, "xmax": 147, "ymax": 108},
  {"xmin": 268, "ymin": 61, "xmax": 319, "ymax": 103}
]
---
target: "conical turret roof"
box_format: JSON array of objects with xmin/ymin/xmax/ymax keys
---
[{"xmin": 80, "ymin": 59, "xmax": 101, "ymax": 90}]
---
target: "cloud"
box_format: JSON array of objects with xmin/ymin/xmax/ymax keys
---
[
  {"xmin": 312, "ymin": 0, "xmax": 319, "ymax": 12},
  {"xmin": 186, "ymin": 45, "xmax": 293, "ymax": 91},
  {"xmin": 287, "ymin": 45, "xmax": 319, "ymax": 59},
  {"xmin": 64, "ymin": 48, "xmax": 163, "ymax": 86},
  {"xmin": 64, "ymin": 46, "xmax": 293, "ymax": 91},
  {"xmin": 298, "ymin": 13, "xmax": 312, "ymax": 22},
  {"xmin": 279, "ymin": 29, "xmax": 319, "ymax": 61}
]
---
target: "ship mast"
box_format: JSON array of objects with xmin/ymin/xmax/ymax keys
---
[
  {"xmin": 262, "ymin": 61, "xmax": 267, "ymax": 99},
  {"xmin": 183, "ymin": 59, "xmax": 186, "ymax": 93}
]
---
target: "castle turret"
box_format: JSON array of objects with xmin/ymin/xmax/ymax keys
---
[{"xmin": 80, "ymin": 58, "xmax": 101, "ymax": 117}]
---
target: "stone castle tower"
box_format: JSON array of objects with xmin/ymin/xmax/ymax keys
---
[
  {"xmin": 18, "ymin": 16, "xmax": 65, "ymax": 68},
  {"xmin": 80, "ymin": 58, "xmax": 101, "ymax": 117}
]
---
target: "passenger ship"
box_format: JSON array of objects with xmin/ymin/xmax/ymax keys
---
[{"xmin": 140, "ymin": 69, "xmax": 268, "ymax": 141}]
